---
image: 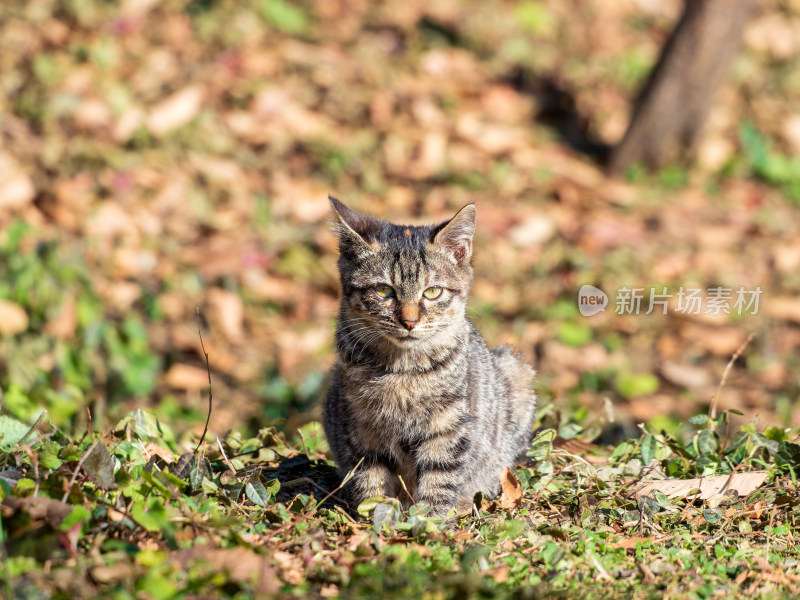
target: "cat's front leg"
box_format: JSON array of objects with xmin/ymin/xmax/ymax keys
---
[
  {"xmin": 346, "ymin": 450, "xmax": 399, "ymax": 505},
  {"xmin": 414, "ymin": 432, "xmax": 472, "ymax": 517}
]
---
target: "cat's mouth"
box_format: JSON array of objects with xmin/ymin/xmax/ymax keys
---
[{"xmin": 388, "ymin": 330, "xmax": 422, "ymax": 344}]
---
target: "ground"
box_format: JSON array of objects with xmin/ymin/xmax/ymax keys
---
[{"xmin": 2, "ymin": 0, "xmax": 800, "ymax": 597}]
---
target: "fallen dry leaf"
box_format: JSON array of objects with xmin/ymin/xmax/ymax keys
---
[
  {"xmin": 766, "ymin": 297, "xmax": 800, "ymax": 324},
  {"xmin": 499, "ymin": 466, "xmax": 523, "ymax": 510},
  {"xmin": 270, "ymin": 174, "xmax": 332, "ymax": 224},
  {"xmin": 554, "ymin": 436, "xmax": 597, "ymax": 454},
  {"xmin": 553, "ymin": 437, "xmax": 607, "ymax": 464},
  {"xmin": 90, "ymin": 563, "xmax": 136, "ymax": 583},
  {"xmin": 773, "ymin": 241, "xmax": 800, "ymax": 274},
  {"xmin": 189, "ymin": 153, "xmax": 243, "ymax": 186},
  {"xmin": 613, "ymin": 535, "xmax": 671, "ymax": 550},
  {"xmin": 273, "ymin": 550, "xmax": 304, "ymax": 586},
  {"xmin": 455, "ymin": 113, "xmax": 528, "ymax": 155},
  {"xmin": 147, "ymin": 85, "xmax": 204, "ymax": 137},
  {"xmin": 140, "ymin": 442, "xmax": 175, "ymax": 464},
  {"xmin": 320, "ymin": 584, "xmax": 339, "ymax": 598},
  {"xmin": 697, "ymin": 135, "xmax": 735, "ymax": 171},
  {"xmin": 45, "ymin": 295, "xmax": 77, "ymax": 339},
  {"xmin": 508, "ymin": 214, "xmax": 557, "ymax": 248},
  {"xmin": 1, "ymin": 496, "xmax": 74, "ymax": 526},
  {"xmin": 0, "ymin": 152, "xmax": 35, "ymax": 210},
  {"xmin": 120, "ymin": 0, "xmax": 161, "ymax": 18},
  {"xmin": 744, "ymin": 13, "xmax": 800, "ymax": 60},
  {"xmin": 759, "ymin": 361, "xmax": 788, "ymax": 389},
  {"xmin": 631, "ymin": 471, "xmax": 768, "ymax": 501},
  {"xmin": 100, "ymin": 281, "xmax": 142, "ymax": 311},
  {"xmin": 164, "ymin": 364, "xmax": 209, "ymax": 390},
  {"xmin": 113, "ymin": 106, "xmax": 146, "ymax": 143},
  {"xmin": 345, "ymin": 532, "xmax": 370, "ymax": 553},
  {"xmin": 486, "ymin": 565, "xmax": 509, "ymax": 584},
  {"xmin": 74, "ymin": 97, "xmax": 113, "ymax": 131},
  {"xmin": 680, "ymin": 324, "xmax": 747, "ymax": 357},
  {"xmin": 274, "ymin": 326, "xmax": 331, "ymax": 375},
  {"xmin": 783, "ymin": 114, "xmax": 800, "ymax": 154},
  {"xmin": 170, "ymin": 546, "xmax": 278, "ymax": 591},
  {"xmin": 660, "ymin": 360, "xmax": 714, "ymax": 390},
  {"xmin": 207, "ymin": 288, "xmax": 245, "ymax": 344},
  {"xmin": 84, "ymin": 203, "xmax": 133, "ymax": 239},
  {"xmin": 0, "ymin": 300, "xmax": 29, "ymax": 336}
]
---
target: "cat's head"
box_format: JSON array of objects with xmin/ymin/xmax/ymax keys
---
[{"xmin": 330, "ymin": 196, "xmax": 475, "ymax": 348}]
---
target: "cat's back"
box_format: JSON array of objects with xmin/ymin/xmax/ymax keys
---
[
  {"xmin": 463, "ymin": 322, "xmax": 536, "ymax": 442},
  {"xmin": 462, "ymin": 321, "xmax": 535, "ymax": 394},
  {"xmin": 490, "ymin": 343, "xmax": 536, "ymax": 402}
]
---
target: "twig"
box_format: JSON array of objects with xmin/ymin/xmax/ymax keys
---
[
  {"xmin": 709, "ymin": 332, "xmax": 755, "ymax": 420},
  {"xmin": 397, "ymin": 475, "xmax": 418, "ymax": 511},
  {"xmin": 18, "ymin": 444, "xmax": 39, "ymax": 497},
  {"xmin": 281, "ymin": 476, "xmax": 348, "ymax": 505},
  {"xmin": 268, "ymin": 457, "xmax": 364, "ymax": 543},
  {"xmin": 533, "ymin": 465, "xmax": 568, "ymax": 503},
  {"xmin": 61, "ymin": 439, "xmax": 100, "ymax": 503},
  {"xmin": 613, "ymin": 463, "xmax": 663, "ymax": 501},
  {"xmin": 194, "ymin": 307, "xmax": 213, "ymax": 454},
  {"xmin": 766, "ymin": 504, "xmax": 777, "ymax": 559},
  {"xmin": 589, "ymin": 550, "xmax": 613, "ymax": 581},
  {"xmin": 84, "ymin": 493, "xmax": 151, "ymax": 534},
  {"xmin": 334, "ymin": 505, "xmax": 356, "ymax": 523},
  {"xmin": 718, "ymin": 460, "xmax": 742, "ymax": 497},
  {"xmin": 18, "ymin": 410, "xmax": 46, "ymax": 447},
  {"xmin": 297, "ymin": 428, "xmax": 310, "ymax": 457},
  {"xmin": 216, "ymin": 436, "xmax": 237, "ymax": 475},
  {"xmin": 228, "ymin": 445, "xmax": 275, "ymax": 460},
  {"xmin": 139, "ymin": 440, "xmax": 163, "ymax": 471},
  {"xmin": 0, "ymin": 512, "xmax": 11, "ymax": 600},
  {"xmin": 636, "ymin": 560, "xmax": 656, "ymax": 583}
]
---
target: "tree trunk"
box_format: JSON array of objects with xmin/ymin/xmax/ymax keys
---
[{"xmin": 607, "ymin": 0, "xmax": 760, "ymax": 175}]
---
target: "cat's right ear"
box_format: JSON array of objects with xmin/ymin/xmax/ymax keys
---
[
  {"xmin": 431, "ymin": 203, "xmax": 476, "ymax": 266},
  {"xmin": 329, "ymin": 195, "xmax": 377, "ymax": 256}
]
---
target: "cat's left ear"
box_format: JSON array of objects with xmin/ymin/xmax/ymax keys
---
[
  {"xmin": 431, "ymin": 203, "xmax": 476, "ymax": 266},
  {"xmin": 329, "ymin": 195, "xmax": 379, "ymax": 256}
]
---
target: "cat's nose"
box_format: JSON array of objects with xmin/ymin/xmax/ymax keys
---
[{"xmin": 401, "ymin": 319, "xmax": 418, "ymax": 331}]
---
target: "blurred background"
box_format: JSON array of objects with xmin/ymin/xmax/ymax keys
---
[{"xmin": 1, "ymin": 0, "xmax": 799, "ymax": 445}]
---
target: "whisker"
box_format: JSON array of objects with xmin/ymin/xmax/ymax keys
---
[{"xmin": 355, "ymin": 331, "xmax": 384, "ymax": 363}]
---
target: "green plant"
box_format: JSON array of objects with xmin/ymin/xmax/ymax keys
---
[{"xmin": 740, "ymin": 122, "xmax": 800, "ymax": 202}]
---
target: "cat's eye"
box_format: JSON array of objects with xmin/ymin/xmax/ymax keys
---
[
  {"xmin": 423, "ymin": 287, "xmax": 443, "ymax": 300},
  {"xmin": 374, "ymin": 284, "xmax": 396, "ymax": 299}
]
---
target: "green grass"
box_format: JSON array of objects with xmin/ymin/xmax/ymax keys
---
[
  {"xmin": 1, "ymin": 404, "xmax": 799, "ymax": 598},
  {"xmin": 2, "ymin": 0, "xmax": 800, "ymax": 596}
]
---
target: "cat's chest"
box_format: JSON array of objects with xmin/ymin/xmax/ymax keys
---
[{"xmin": 341, "ymin": 367, "xmax": 455, "ymax": 432}]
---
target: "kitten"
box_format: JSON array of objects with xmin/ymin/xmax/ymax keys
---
[{"xmin": 323, "ymin": 196, "xmax": 536, "ymax": 517}]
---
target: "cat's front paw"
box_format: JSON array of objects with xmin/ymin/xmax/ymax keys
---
[
  {"xmin": 418, "ymin": 502, "xmax": 472, "ymax": 529},
  {"xmin": 346, "ymin": 463, "xmax": 398, "ymax": 504}
]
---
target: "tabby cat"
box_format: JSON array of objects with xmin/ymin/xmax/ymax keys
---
[{"xmin": 323, "ymin": 196, "xmax": 536, "ymax": 517}]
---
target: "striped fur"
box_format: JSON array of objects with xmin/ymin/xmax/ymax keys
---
[{"xmin": 323, "ymin": 197, "xmax": 536, "ymax": 517}]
